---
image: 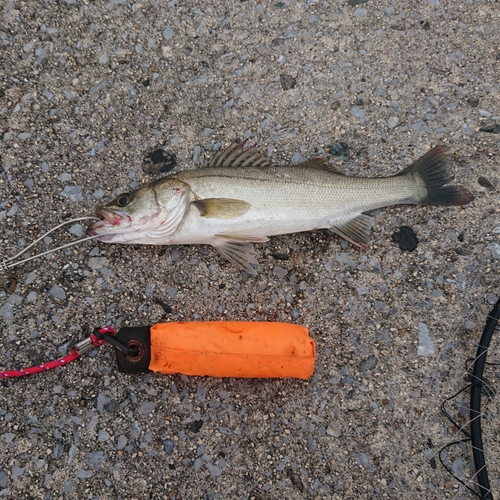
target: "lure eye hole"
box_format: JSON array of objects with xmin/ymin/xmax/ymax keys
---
[{"xmin": 116, "ymin": 193, "xmax": 132, "ymax": 207}]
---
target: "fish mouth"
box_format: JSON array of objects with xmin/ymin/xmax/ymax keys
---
[
  {"xmin": 96, "ymin": 207, "xmax": 122, "ymax": 224},
  {"xmin": 87, "ymin": 208, "xmax": 125, "ymax": 237}
]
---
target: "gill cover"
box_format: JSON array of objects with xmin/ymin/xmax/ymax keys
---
[{"xmin": 88, "ymin": 178, "xmax": 192, "ymax": 244}]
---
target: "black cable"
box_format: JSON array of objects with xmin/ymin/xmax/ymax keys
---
[{"xmin": 469, "ymin": 298, "xmax": 500, "ymax": 500}]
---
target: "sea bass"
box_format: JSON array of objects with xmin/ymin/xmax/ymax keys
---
[{"xmin": 87, "ymin": 140, "xmax": 473, "ymax": 275}]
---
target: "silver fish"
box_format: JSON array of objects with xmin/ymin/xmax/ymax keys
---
[{"xmin": 87, "ymin": 140, "xmax": 473, "ymax": 275}]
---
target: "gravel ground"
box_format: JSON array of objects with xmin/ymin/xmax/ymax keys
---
[{"xmin": 1, "ymin": 0, "xmax": 499, "ymax": 499}]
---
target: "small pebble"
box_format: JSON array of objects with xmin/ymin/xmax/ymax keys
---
[
  {"xmin": 164, "ymin": 439, "xmax": 175, "ymax": 455},
  {"xmin": 417, "ymin": 323, "xmax": 435, "ymax": 356},
  {"xmin": 162, "ymin": 25, "xmax": 174, "ymax": 40},
  {"xmin": 138, "ymin": 402, "xmax": 156, "ymax": 416},
  {"xmin": 88, "ymin": 82, "xmax": 106, "ymax": 93},
  {"xmin": 353, "ymin": 7, "xmax": 368, "ymax": 16},
  {"xmin": 193, "ymin": 73, "xmax": 208, "ymax": 85},
  {"xmin": 85, "ymin": 451, "xmax": 104, "ymax": 470},
  {"xmin": 355, "ymin": 452, "xmax": 374, "ymax": 472},
  {"xmin": 68, "ymin": 224, "xmax": 84, "ymax": 237},
  {"xmin": 117, "ymin": 435, "xmax": 127, "ymax": 450},
  {"xmin": 49, "ymin": 285, "xmax": 66, "ymax": 300},
  {"xmin": 11, "ymin": 466, "xmax": 24, "ymax": 479},
  {"xmin": 98, "ymin": 430, "xmax": 110, "ymax": 442},
  {"xmin": 74, "ymin": 469, "xmax": 93, "ymax": 479},
  {"xmin": 273, "ymin": 266, "xmax": 288, "ymax": 278},
  {"xmin": 357, "ymin": 355, "xmax": 378, "ymax": 374},
  {"xmin": 326, "ymin": 423, "xmax": 341, "ymax": 438},
  {"xmin": 350, "ymin": 106, "xmax": 366, "ymax": 124},
  {"xmin": 206, "ymin": 463, "xmax": 223, "ymax": 477},
  {"xmin": 411, "ymin": 120, "xmax": 429, "ymax": 132},
  {"xmin": 387, "ymin": 116, "xmax": 399, "ymax": 128},
  {"xmin": 487, "ymin": 243, "xmax": 500, "ymax": 259},
  {"xmin": 68, "ymin": 445, "xmax": 78, "ymax": 465},
  {"xmin": 61, "ymin": 185, "xmax": 82, "ymax": 203}
]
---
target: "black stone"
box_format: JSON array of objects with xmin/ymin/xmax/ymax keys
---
[
  {"xmin": 188, "ymin": 420, "xmax": 204, "ymax": 433},
  {"xmin": 330, "ymin": 100, "xmax": 341, "ymax": 111},
  {"xmin": 272, "ymin": 253, "xmax": 289, "ymax": 261},
  {"xmin": 479, "ymin": 122, "xmax": 500, "ymax": 134},
  {"xmin": 326, "ymin": 142, "xmax": 350, "ymax": 161},
  {"xmin": 478, "ymin": 176, "xmax": 495, "ymax": 190},
  {"xmin": 286, "ymin": 469, "xmax": 304, "ymax": 492},
  {"xmin": 392, "ymin": 226, "xmax": 418, "ymax": 252},
  {"xmin": 280, "ymin": 74, "xmax": 296, "ymax": 91},
  {"xmin": 143, "ymin": 149, "xmax": 177, "ymax": 174}
]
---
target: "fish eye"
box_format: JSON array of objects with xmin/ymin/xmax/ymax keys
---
[{"xmin": 116, "ymin": 193, "xmax": 132, "ymax": 207}]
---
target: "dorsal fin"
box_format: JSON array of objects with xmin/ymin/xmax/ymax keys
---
[
  {"xmin": 292, "ymin": 158, "xmax": 345, "ymax": 174},
  {"xmin": 206, "ymin": 139, "xmax": 271, "ymax": 168}
]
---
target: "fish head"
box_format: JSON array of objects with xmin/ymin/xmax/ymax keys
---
[{"xmin": 87, "ymin": 178, "xmax": 191, "ymax": 244}]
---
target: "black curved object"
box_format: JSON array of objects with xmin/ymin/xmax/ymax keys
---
[{"xmin": 469, "ymin": 297, "xmax": 500, "ymax": 500}]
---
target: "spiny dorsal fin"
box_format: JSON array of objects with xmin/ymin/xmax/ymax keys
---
[
  {"xmin": 292, "ymin": 158, "xmax": 345, "ymax": 174},
  {"xmin": 192, "ymin": 198, "xmax": 251, "ymax": 218},
  {"xmin": 206, "ymin": 139, "xmax": 271, "ymax": 168},
  {"xmin": 329, "ymin": 214, "xmax": 373, "ymax": 248}
]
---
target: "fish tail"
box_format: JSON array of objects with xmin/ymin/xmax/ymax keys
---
[{"xmin": 399, "ymin": 146, "xmax": 474, "ymax": 206}]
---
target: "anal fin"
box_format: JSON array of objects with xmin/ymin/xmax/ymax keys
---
[{"xmin": 330, "ymin": 214, "xmax": 373, "ymax": 248}]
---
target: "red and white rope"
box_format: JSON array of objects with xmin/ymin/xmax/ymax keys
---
[{"xmin": 0, "ymin": 327, "xmax": 114, "ymax": 378}]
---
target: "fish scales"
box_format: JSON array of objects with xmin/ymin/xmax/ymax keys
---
[{"xmin": 171, "ymin": 167, "xmax": 419, "ymax": 241}]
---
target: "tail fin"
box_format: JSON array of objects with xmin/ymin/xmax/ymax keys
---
[{"xmin": 399, "ymin": 146, "xmax": 474, "ymax": 206}]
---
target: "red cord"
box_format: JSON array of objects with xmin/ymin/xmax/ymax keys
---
[
  {"xmin": 0, "ymin": 350, "xmax": 80, "ymax": 378},
  {"xmin": 0, "ymin": 327, "xmax": 113, "ymax": 379}
]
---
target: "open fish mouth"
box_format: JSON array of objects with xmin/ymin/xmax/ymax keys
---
[
  {"xmin": 96, "ymin": 207, "xmax": 123, "ymax": 224},
  {"xmin": 87, "ymin": 208, "xmax": 125, "ymax": 237}
]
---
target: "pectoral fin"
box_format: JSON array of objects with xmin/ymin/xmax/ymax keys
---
[
  {"xmin": 212, "ymin": 233, "xmax": 268, "ymax": 276},
  {"xmin": 330, "ymin": 214, "xmax": 373, "ymax": 248},
  {"xmin": 192, "ymin": 198, "xmax": 251, "ymax": 218}
]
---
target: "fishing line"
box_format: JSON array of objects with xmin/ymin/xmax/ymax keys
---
[{"xmin": 1, "ymin": 216, "xmax": 99, "ymax": 271}]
